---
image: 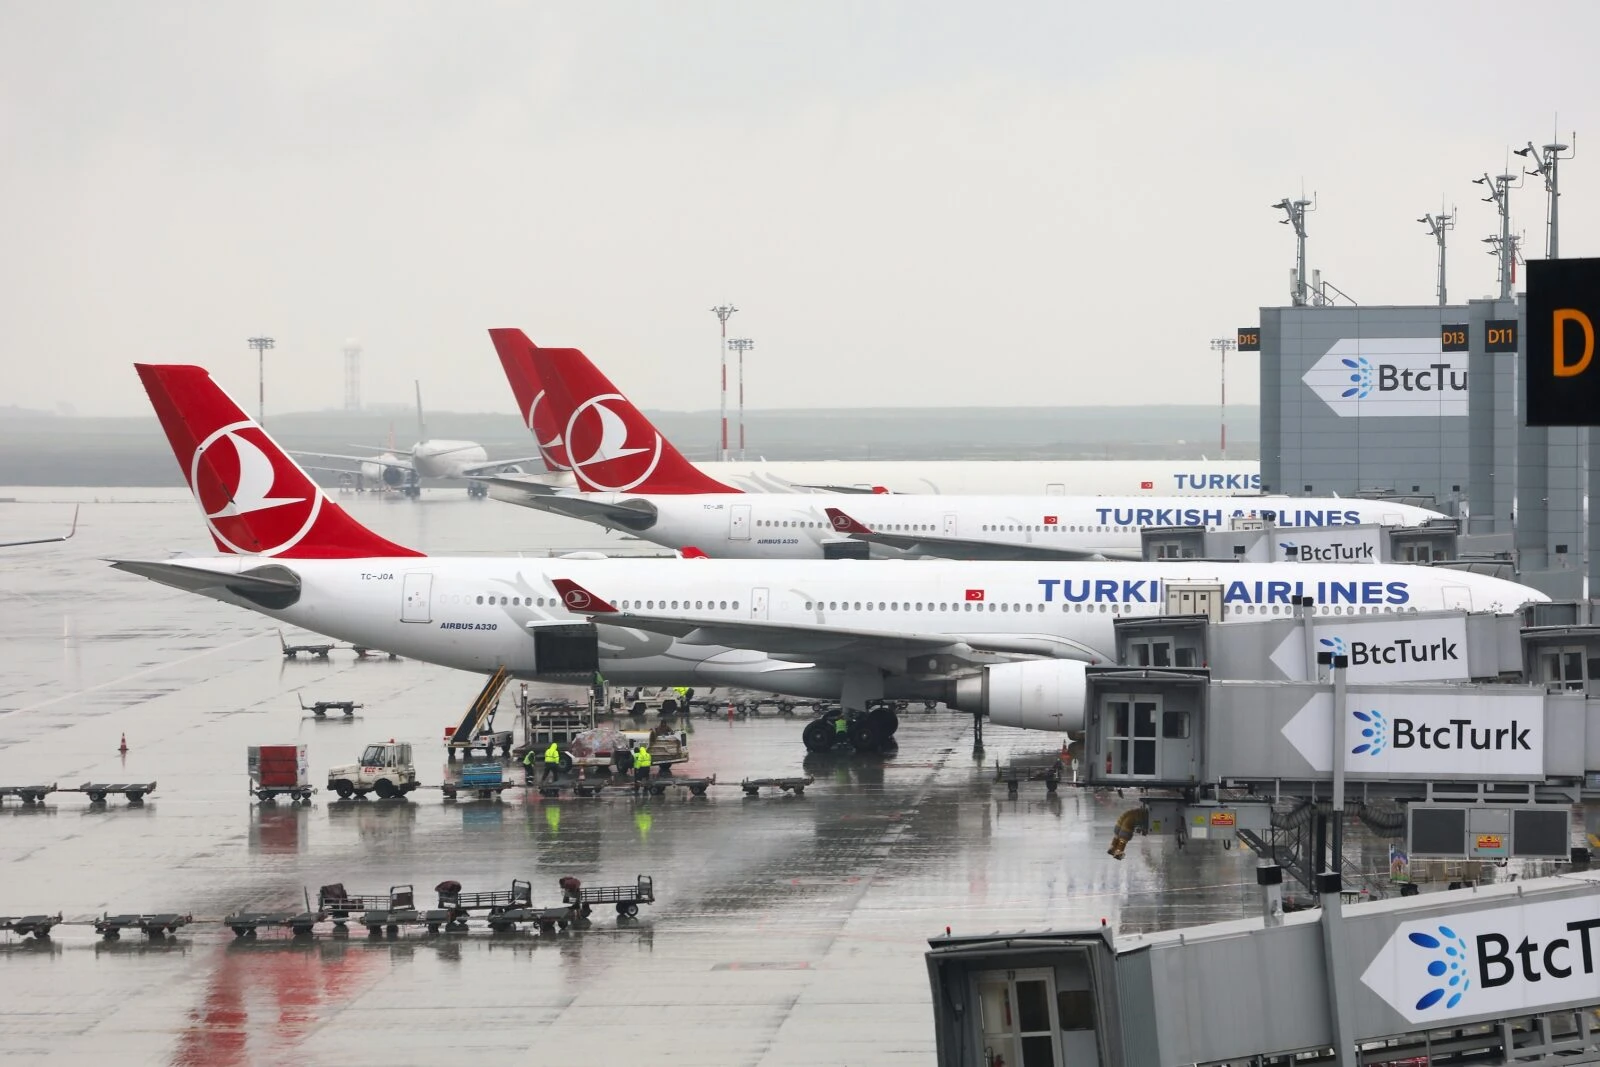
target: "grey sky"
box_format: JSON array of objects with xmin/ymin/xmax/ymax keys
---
[{"xmin": 2, "ymin": 2, "xmax": 1597, "ymax": 416}]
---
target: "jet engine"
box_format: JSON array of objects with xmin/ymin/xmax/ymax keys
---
[{"xmin": 949, "ymin": 659, "xmax": 1087, "ymax": 733}]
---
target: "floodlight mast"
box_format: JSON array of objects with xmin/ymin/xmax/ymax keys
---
[
  {"xmin": 246, "ymin": 336, "xmax": 275, "ymax": 424},
  {"xmin": 727, "ymin": 337, "xmax": 755, "ymax": 460},
  {"xmin": 1417, "ymin": 208, "xmax": 1455, "ymax": 306},
  {"xmin": 710, "ymin": 304, "xmax": 738, "ymax": 461},
  {"xmin": 1209, "ymin": 337, "xmax": 1237, "ymax": 460},
  {"xmin": 1271, "ymin": 196, "xmax": 1315, "ymax": 305},
  {"xmin": 1515, "ymin": 134, "xmax": 1576, "ymax": 258}
]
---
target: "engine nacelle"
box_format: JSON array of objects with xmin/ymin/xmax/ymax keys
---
[{"xmin": 950, "ymin": 660, "xmax": 1087, "ymax": 734}]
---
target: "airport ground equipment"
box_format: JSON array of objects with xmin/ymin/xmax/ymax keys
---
[
  {"xmin": 740, "ymin": 775, "xmax": 813, "ymax": 796},
  {"xmin": 0, "ymin": 784, "xmax": 57, "ymax": 805},
  {"xmin": 93, "ymin": 913, "xmax": 192, "ymax": 940},
  {"xmin": 995, "ymin": 759, "xmax": 1063, "ymax": 798},
  {"xmin": 353, "ymin": 885, "xmax": 461, "ymax": 936},
  {"xmin": 279, "ymin": 629, "xmax": 333, "ymax": 659},
  {"xmin": 440, "ymin": 761, "xmax": 515, "ymax": 799},
  {"xmin": 71, "ymin": 782, "xmax": 155, "ymax": 803},
  {"xmin": 445, "ymin": 666, "xmax": 512, "ymax": 760},
  {"xmin": 1, "ymin": 914, "xmax": 60, "ymax": 939},
  {"xmin": 929, "ymin": 867, "xmax": 1600, "ymax": 1067},
  {"xmin": 629, "ymin": 775, "xmax": 714, "ymax": 798},
  {"xmin": 317, "ymin": 884, "xmax": 412, "ymax": 928},
  {"xmin": 326, "ymin": 742, "xmax": 418, "ymax": 799},
  {"xmin": 435, "ymin": 879, "xmax": 533, "ymax": 919},
  {"xmin": 223, "ymin": 908, "xmax": 326, "ymax": 938},
  {"xmin": 248, "ymin": 744, "xmax": 314, "ymax": 803},
  {"xmin": 801, "ymin": 706, "xmax": 900, "ymax": 754},
  {"xmin": 350, "ymin": 644, "xmax": 399, "ymax": 659},
  {"xmin": 570, "ymin": 875, "xmax": 655, "ymax": 919},
  {"xmin": 299, "ymin": 695, "xmax": 362, "ymax": 719}
]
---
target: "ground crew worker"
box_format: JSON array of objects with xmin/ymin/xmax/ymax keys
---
[
  {"xmin": 833, "ymin": 714, "xmax": 849, "ymax": 743},
  {"xmin": 633, "ymin": 742, "xmax": 653, "ymax": 784},
  {"xmin": 592, "ymin": 670, "xmax": 606, "ymax": 710},
  {"xmin": 542, "ymin": 740, "xmax": 562, "ymax": 783},
  {"xmin": 521, "ymin": 746, "xmax": 537, "ymax": 784}
]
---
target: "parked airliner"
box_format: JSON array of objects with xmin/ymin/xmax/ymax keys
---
[
  {"xmin": 486, "ymin": 339, "xmax": 1443, "ymax": 560},
  {"xmin": 113, "ymin": 363, "xmax": 1543, "ymax": 753},
  {"xmin": 487, "ymin": 329, "xmax": 1261, "ymax": 497}
]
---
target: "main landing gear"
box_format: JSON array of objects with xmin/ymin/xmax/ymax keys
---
[{"xmin": 801, "ymin": 705, "xmax": 900, "ymax": 755}]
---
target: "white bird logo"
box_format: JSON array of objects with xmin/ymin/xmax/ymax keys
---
[
  {"xmin": 564, "ymin": 394, "xmax": 662, "ymax": 492},
  {"xmin": 203, "ymin": 432, "xmax": 305, "ymax": 517}
]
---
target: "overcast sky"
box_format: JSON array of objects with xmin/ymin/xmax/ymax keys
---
[{"xmin": 2, "ymin": 2, "xmax": 1597, "ymax": 417}]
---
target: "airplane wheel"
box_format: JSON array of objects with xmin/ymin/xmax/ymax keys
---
[
  {"xmin": 801, "ymin": 719, "xmax": 834, "ymax": 754},
  {"xmin": 866, "ymin": 706, "xmax": 899, "ymax": 742},
  {"xmin": 847, "ymin": 716, "xmax": 876, "ymax": 752}
]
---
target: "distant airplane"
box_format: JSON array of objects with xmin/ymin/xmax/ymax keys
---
[
  {"xmin": 0, "ymin": 505, "xmax": 79, "ymax": 548},
  {"xmin": 296, "ymin": 381, "xmax": 549, "ymax": 497}
]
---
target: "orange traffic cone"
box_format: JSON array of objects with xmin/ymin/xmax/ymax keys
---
[{"xmin": 118, "ymin": 733, "xmax": 128, "ymax": 754}]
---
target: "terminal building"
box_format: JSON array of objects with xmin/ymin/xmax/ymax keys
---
[{"xmin": 1256, "ymin": 296, "xmax": 1597, "ymax": 602}]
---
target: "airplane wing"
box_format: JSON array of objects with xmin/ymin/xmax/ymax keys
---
[
  {"xmin": 550, "ymin": 578, "xmax": 1102, "ymax": 673},
  {"xmin": 1, "ymin": 505, "xmax": 79, "ymax": 547},
  {"xmin": 458, "ymin": 455, "xmax": 553, "ymax": 477},
  {"xmin": 823, "ymin": 508, "xmax": 1137, "ymax": 562},
  {"xmin": 487, "ymin": 484, "xmax": 658, "ymax": 531},
  {"xmin": 290, "ymin": 450, "xmax": 416, "ymax": 471}
]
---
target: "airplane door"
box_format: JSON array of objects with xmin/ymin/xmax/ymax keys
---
[
  {"xmin": 401, "ymin": 572, "xmax": 433, "ymax": 623},
  {"xmin": 943, "ymin": 513, "xmax": 958, "ymax": 536},
  {"xmin": 1442, "ymin": 585, "xmax": 1472, "ymax": 612},
  {"xmin": 750, "ymin": 587, "xmax": 769, "ymax": 620},
  {"xmin": 730, "ymin": 504, "xmax": 752, "ymax": 541}
]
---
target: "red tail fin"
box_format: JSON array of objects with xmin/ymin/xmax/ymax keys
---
[
  {"xmin": 486, "ymin": 328, "xmax": 569, "ymax": 473},
  {"xmin": 135, "ymin": 364, "xmax": 423, "ymax": 558},
  {"xmin": 530, "ymin": 344, "xmax": 738, "ymax": 494}
]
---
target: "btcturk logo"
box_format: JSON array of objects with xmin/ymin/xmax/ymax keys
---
[
  {"xmin": 1341, "ymin": 356, "xmax": 1374, "ymax": 399},
  {"xmin": 1407, "ymin": 925, "xmax": 1472, "ymax": 1012},
  {"xmin": 1350, "ymin": 709, "xmax": 1388, "ymax": 755},
  {"xmin": 1319, "ymin": 636, "xmax": 1346, "ymax": 657},
  {"xmin": 191, "ymin": 423, "xmax": 320, "ymax": 556},
  {"xmin": 527, "ymin": 390, "xmax": 571, "ymax": 471},
  {"xmin": 564, "ymin": 394, "xmax": 664, "ymax": 492}
]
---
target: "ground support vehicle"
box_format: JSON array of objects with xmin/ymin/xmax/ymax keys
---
[
  {"xmin": 436, "ymin": 879, "xmax": 533, "ymax": 920},
  {"xmin": 616, "ymin": 775, "xmax": 715, "ymax": 798},
  {"xmin": 571, "ymin": 875, "xmax": 655, "ymax": 920},
  {"xmin": 94, "ymin": 913, "xmax": 192, "ymax": 940},
  {"xmin": 445, "ymin": 666, "xmax": 513, "ymax": 760},
  {"xmin": 1, "ymin": 914, "xmax": 60, "ymax": 939},
  {"xmin": 740, "ymin": 776, "xmax": 813, "ymax": 796},
  {"xmin": 441, "ymin": 761, "xmax": 515, "ymax": 799},
  {"xmin": 355, "ymin": 885, "xmax": 462, "ymax": 935},
  {"xmin": 317, "ymin": 884, "xmax": 410, "ymax": 927},
  {"xmin": 249, "ymin": 744, "xmax": 315, "ymax": 803},
  {"xmin": 0, "ymin": 784, "xmax": 56, "ymax": 805},
  {"xmin": 224, "ymin": 909, "xmax": 327, "ymax": 938},
  {"xmin": 279, "ymin": 629, "xmax": 333, "ymax": 659},
  {"xmin": 327, "ymin": 742, "xmax": 418, "ymax": 799},
  {"xmin": 299, "ymin": 696, "xmax": 362, "ymax": 719},
  {"xmin": 74, "ymin": 781, "xmax": 156, "ymax": 804}
]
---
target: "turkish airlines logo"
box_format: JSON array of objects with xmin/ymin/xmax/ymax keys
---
[
  {"xmin": 190, "ymin": 422, "xmax": 321, "ymax": 555},
  {"xmin": 526, "ymin": 390, "xmax": 572, "ymax": 471},
  {"xmin": 830, "ymin": 512, "xmax": 852, "ymax": 531},
  {"xmin": 564, "ymin": 393, "xmax": 664, "ymax": 492},
  {"xmin": 563, "ymin": 588, "xmax": 592, "ymax": 610}
]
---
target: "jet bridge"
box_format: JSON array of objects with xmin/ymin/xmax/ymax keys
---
[
  {"xmin": 1140, "ymin": 515, "xmax": 1461, "ymax": 565},
  {"xmin": 927, "ymin": 869, "xmax": 1600, "ymax": 1067}
]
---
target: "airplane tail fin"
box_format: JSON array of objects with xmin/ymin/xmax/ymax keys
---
[
  {"xmin": 530, "ymin": 343, "xmax": 738, "ymax": 494},
  {"xmin": 414, "ymin": 381, "xmax": 428, "ymax": 444},
  {"xmin": 487, "ymin": 328, "xmax": 570, "ymax": 473},
  {"xmin": 134, "ymin": 364, "xmax": 423, "ymax": 558}
]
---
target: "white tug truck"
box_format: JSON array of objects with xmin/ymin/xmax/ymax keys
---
[{"xmin": 327, "ymin": 742, "xmax": 419, "ymax": 799}]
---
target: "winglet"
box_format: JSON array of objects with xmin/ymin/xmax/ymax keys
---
[
  {"xmin": 552, "ymin": 578, "xmax": 618, "ymax": 614},
  {"xmin": 825, "ymin": 507, "xmax": 874, "ymax": 535},
  {"xmin": 679, "ymin": 546, "xmax": 709, "ymax": 559}
]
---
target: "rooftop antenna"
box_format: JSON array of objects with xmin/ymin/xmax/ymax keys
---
[
  {"xmin": 1271, "ymin": 193, "xmax": 1315, "ymax": 306},
  {"xmin": 1417, "ymin": 204, "xmax": 1455, "ymax": 306},
  {"xmin": 1472, "ymin": 164, "xmax": 1522, "ymax": 300},
  {"xmin": 1514, "ymin": 128, "xmax": 1576, "ymax": 258}
]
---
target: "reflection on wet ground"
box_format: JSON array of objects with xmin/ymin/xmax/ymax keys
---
[{"xmin": 0, "ymin": 490, "xmax": 1260, "ymax": 1064}]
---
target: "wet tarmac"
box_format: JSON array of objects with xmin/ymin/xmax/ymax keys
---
[{"xmin": 0, "ymin": 489, "xmax": 1261, "ymax": 1065}]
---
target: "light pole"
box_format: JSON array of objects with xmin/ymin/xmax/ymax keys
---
[
  {"xmin": 1210, "ymin": 337, "xmax": 1236, "ymax": 460},
  {"xmin": 1417, "ymin": 208, "xmax": 1454, "ymax": 306},
  {"xmin": 710, "ymin": 304, "xmax": 738, "ymax": 461},
  {"xmin": 247, "ymin": 336, "xmax": 275, "ymax": 423},
  {"xmin": 728, "ymin": 338, "xmax": 755, "ymax": 460}
]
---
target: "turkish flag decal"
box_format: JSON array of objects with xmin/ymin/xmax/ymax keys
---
[
  {"xmin": 1140, "ymin": 480, "xmax": 1154, "ymax": 490},
  {"xmin": 965, "ymin": 589, "xmax": 985, "ymax": 602},
  {"xmin": 1043, "ymin": 515, "xmax": 1058, "ymax": 525}
]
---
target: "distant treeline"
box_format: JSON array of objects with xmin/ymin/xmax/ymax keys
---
[{"xmin": 0, "ymin": 406, "xmax": 1259, "ymax": 485}]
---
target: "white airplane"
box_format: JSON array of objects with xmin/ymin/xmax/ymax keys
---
[
  {"xmin": 113, "ymin": 363, "xmax": 1545, "ymax": 754},
  {"xmin": 1, "ymin": 506, "xmax": 79, "ymax": 548},
  {"xmin": 486, "ymin": 339, "xmax": 1443, "ymax": 560},
  {"xmin": 487, "ymin": 328, "xmax": 1262, "ymax": 497},
  {"xmin": 296, "ymin": 381, "xmax": 549, "ymax": 497}
]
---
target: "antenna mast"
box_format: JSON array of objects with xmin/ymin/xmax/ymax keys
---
[
  {"xmin": 1515, "ymin": 133, "xmax": 1576, "ymax": 258},
  {"xmin": 1417, "ymin": 208, "xmax": 1455, "ymax": 306},
  {"xmin": 1473, "ymin": 169, "xmax": 1521, "ymax": 299},
  {"xmin": 1272, "ymin": 195, "xmax": 1315, "ymax": 305}
]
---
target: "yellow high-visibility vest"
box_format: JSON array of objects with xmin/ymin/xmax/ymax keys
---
[
  {"xmin": 544, "ymin": 742, "xmax": 561, "ymax": 764},
  {"xmin": 633, "ymin": 746, "xmax": 652, "ymax": 769}
]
